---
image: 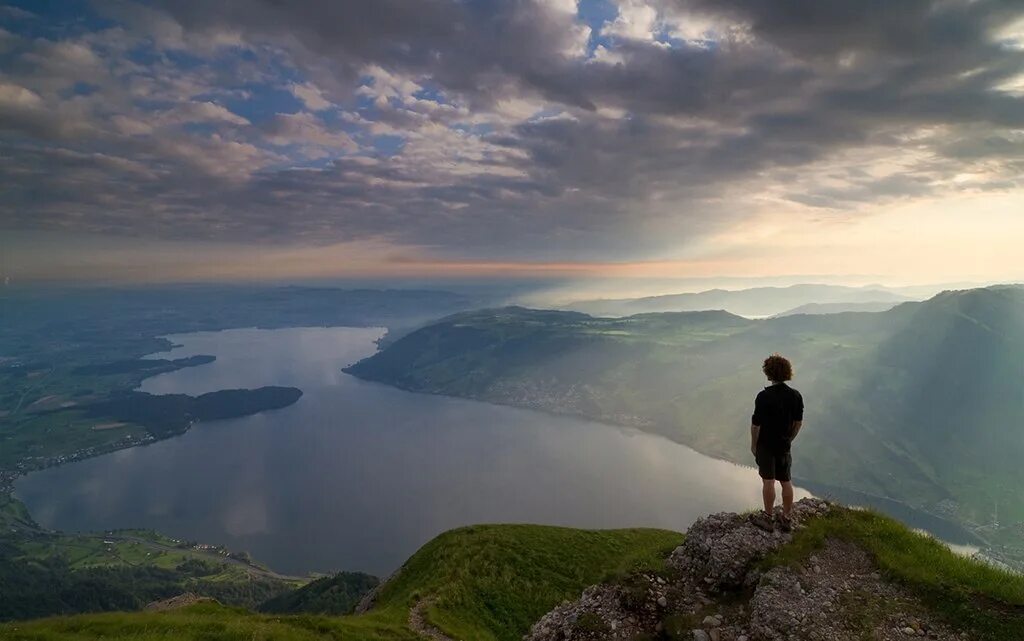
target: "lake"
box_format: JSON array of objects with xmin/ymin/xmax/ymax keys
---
[{"xmin": 15, "ymin": 326, "xmax": 813, "ymax": 576}]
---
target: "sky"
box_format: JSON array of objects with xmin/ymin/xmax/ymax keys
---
[{"xmin": 1, "ymin": 0, "xmax": 1023, "ymax": 288}]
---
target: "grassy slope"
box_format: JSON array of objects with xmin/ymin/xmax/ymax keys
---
[
  {"xmin": 373, "ymin": 524, "xmax": 683, "ymax": 641},
  {"xmin": 764, "ymin": 507, "xmax": 1024, "ymax": 641},
  {"xmin": 0, "ymin": 525, "xmax": 683, "ymax": 641},
  {"xmin": 0, "ymin": 604, "xmax": 416, "ymax": 641},
  {"xmin": 8, "ymin": 513, "xmax": 1024, "ymax": 641}
]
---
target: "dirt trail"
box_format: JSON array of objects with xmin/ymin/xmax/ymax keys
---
[{"xmin": 409, "ymin": 600, "xmax": 456, "ymax": 641}]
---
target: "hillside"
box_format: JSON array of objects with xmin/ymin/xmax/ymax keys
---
[
  {"xmin": 346, "ymin": 286, "xmax": 1024, "ymax": 555},
  {"xmin": 258, "ymin": 571, "xmax": 380, "ymax": 615},
  {"xmin": 5, "ymin": 505, "xmax": 1024, "ymax": 640},
  {"xmin": 565, "ymin": 284, "xmax": 911, "ymax": 318},
  {"xmin": 1, "ymin": 525, "xmax": 681, "ymax": 641},
  {"xmin": 0, "ymin": 494, "xmax": 302, "ymax": 623}
]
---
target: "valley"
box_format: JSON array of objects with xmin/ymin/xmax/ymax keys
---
[{"xmin": 3, "ymin": 283, "xmax": 1023, "ymax": 634}]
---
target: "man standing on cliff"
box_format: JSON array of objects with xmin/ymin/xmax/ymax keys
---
[{"xmin": 749, "ymin": 353, "xmax": 803, "ymax": 533}]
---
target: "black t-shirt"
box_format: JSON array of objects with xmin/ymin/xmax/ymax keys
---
[{"xmin": 752, "ymin": 383, "xmax": 804, "ymax": 453}]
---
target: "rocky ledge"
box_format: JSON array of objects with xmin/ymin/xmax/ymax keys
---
[{"xmin": 525, "ymin": 498, "xmax": 968, "ymax": 641}]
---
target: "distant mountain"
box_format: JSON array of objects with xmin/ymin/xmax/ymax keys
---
[
  {"xmin": 347, "ymin": 286, "xmax": 1024, "ymax": 545},
  {"xmin": 564, "ymin": 284, "xmax": 912, "ymax": 318},
  {"xmin": 773, "ymin": 301, "xmax": 903, "ymax": 317}
]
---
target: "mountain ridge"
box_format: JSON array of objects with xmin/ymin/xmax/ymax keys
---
[
  {"xmin": 563, "ymin": 283, "xmax": 913, "ymax": 318},
  {"xmin": 346, "ymin": 286, "xmax": 1024, "ymax": 561}
]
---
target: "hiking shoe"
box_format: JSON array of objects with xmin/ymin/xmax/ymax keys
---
[
  {"xmin": 749, "ymin": 511, "xmax": 775, "ymax": 532},
  {"xmin": 777, "ymin": 513, "xmax": 793, "ymax": 533}
]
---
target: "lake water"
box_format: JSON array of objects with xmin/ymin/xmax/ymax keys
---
[{"xmin": 15, "ymin": 326, "xmax": 813, "ymax": 576}]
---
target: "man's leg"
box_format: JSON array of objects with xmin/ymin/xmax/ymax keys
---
[
  {"xmin": 762, "ymin": 479, "xmax": 776, "ymax": 514},
  {"xmin": 780, "ymin": 481, "xmax": 794, "ymax": 516}
]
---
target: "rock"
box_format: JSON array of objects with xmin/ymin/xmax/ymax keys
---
[
  {"xmin": 904, "ymin": 627, "xmax": 918, "ymax": 635},
  {"xmin": 668, "ymin": 498, "xmax": 830, "ymax": 591},
  {"xmin": 702, "ymin": 615, "xmax": 719, "ymax": 627},
  {"xmin": 657, "ymin": 596, "xmax": 668, "ymax": 607},
  {"xmin": 693, "ymin": 630, "xmax": 710, "ymax": 641}
]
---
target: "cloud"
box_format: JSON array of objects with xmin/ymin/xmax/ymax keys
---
[
  {"xmin": 602, "ymin": 1, "xmax": 660, "ymax": 42},
  {"xmin": 0, "ymin": 82, "xmax": 42, "ymax": 108},
  {"xmin": 261, "ymin": 111, "xmax": 358, "ymax": 153},
  {"xmin": 0, "ymin": 0, "xmax": 1023, "ymax": 267},
  {"xmin": 289, "ymin": 81, "xmax": 332, "ymax": 111},
  {"xmin": 159, "ymin": 101, "xmax": 250, "ymax": 126}
]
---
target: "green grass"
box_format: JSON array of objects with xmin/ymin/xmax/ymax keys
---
[
  {"xmin": 0, "ymin": 524, "xmax": 683, "ymax": 641},
  {"xmin": 762, "ymin": 507, "xmax": 1024, "ymax": 640},
  {"xmin": 6, "ymin": 513, "xmax": 1024, "ymax": 641},
  {"xmin": 0, "ymin": 602, "xmax": 417, "ymax": 641},
  {"xmin": 372, "ymin": 524, "xmax": 683, "ymax": 641}
]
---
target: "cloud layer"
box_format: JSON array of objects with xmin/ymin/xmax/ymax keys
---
[{"xmin": 1, "ymin": 0, "xmax": 1022, "ymax": 263}]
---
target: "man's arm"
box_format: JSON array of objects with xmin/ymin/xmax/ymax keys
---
[
  {"xmin": 751, "ymin": 391, "xmax": 764, "ymax": 456},
  {"xmin": 789, "ymin": 390, "xmax": 804, "ymax": 441}
]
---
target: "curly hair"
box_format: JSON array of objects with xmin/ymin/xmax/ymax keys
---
[{"xmin": 762, "ymin": 353, "xmax": 793, "ymax": 382}]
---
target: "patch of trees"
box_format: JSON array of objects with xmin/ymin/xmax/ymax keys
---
[
  {"xmin": 73, "ymin": 355, "xmax": 215, "ymax": 376},
  {"xmin": 83, "ymin": 386, "xmax": 303, "ymax": 438},
  {"xmin": 258, "ymin": 572, "xmax": 380, "ymax": 615}
]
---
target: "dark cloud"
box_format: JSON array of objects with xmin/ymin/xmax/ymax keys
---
[{"xmin": 0, "ymin": 0, "xmax": 1022, "ymax": 260}]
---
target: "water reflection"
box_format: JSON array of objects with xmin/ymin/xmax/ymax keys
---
[{"xmin": 17, "ymin": 327, "xmax": 806, "ymax": 576}]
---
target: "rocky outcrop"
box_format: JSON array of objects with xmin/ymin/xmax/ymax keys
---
[
  {"xmin": 668, "ymin": 498, "xmax": 831, "ymax": 592},
  {"xmin": 524, "ymin": 499, "xmax": 968, "ymax": 641}
]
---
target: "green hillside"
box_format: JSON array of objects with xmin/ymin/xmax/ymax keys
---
[
  {"xmin": 765, "ymin": 508, "xmax": 1024, "ymax": 640},
  {"xmin": 346, "ymin": 286, "xmax": 1024, "ymax": 550},
  {"xmin": 6, "ymin": 511, "xmax": 1024, "ymax": 640},
  {"xmin": 0, "ymin": 495, "xmax": 302, "ymax": 622},
  {"xmin": 0, "ymin": 525, "xmax": 681, "ymax": 641},
  {"xmin": 258, "ymin": 571, "xmax": 380, "ymax": 616}
]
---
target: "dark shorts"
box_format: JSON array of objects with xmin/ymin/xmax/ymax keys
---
[{"xmin": 756, "ymin": 448, "xmax": 792, "ymax": 482}]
